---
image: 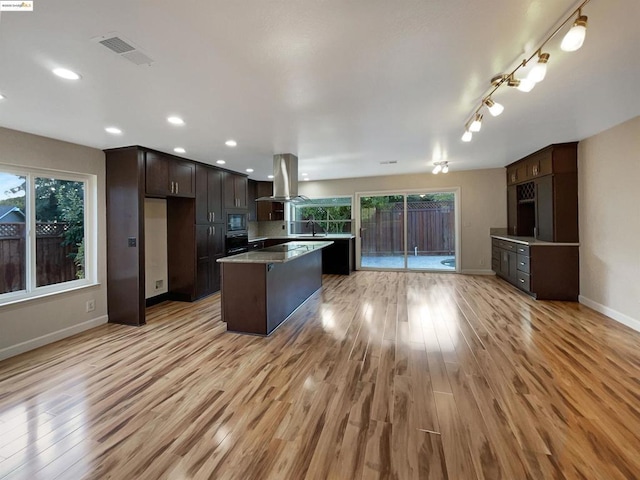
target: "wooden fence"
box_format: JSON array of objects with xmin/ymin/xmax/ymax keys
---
[
  {"xmin": 361, "ymin": 201, "xmax": 455, "ymax": 256},
  {"xmin": 0, "ymin": 223, "xmax": 78, "ymax": 294}
]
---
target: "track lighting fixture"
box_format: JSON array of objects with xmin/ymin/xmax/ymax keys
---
[
  {"xmin": 432, "ymin": 161, "xmax": 449, "ymax": 175},
  {"xmin": 461, "ymin": 0, "xmax": 591, "ymax": 143},
  {"xmin": 528, "ymin": 52, "xmax": 550, "ymax": 83},
  {"xmin": 561, "ymin": 12, "xmax": 588, "ymax": 52}
]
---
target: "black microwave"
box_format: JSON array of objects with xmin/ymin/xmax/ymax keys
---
[{"xmin": 227, "ymin": 212, "xmax": 247, "ymax": 232}]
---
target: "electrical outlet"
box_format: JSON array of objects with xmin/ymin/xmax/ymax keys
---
[
  {"xmin": 479, "ymin": 258, "xmax": 485, "ymax": 266},
  {"xmin": 86, "ymin": 299, "xmax": 95, "ymax": 312},
  {"xmin": 155, "ymin": 279, "xmax": 163, "ymax": 290},
  {"xmin": 281, "ymin": 224, "xmax": 285, "ymax": 230}
]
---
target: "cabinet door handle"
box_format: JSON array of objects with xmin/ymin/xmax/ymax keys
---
[
  {"xmin": 175, "ymin": 182, "xmax": 179, "ymax": 194},
  {"xmin": 170, "ymin": 181, "xmax": 174, "ymax": 194},
  {"xmin": 212, "ymin": 212, "xmax": 215, "ymax": 222},
  {"xmin": 269, "ymin": 212, "xmax": 272, "ymax": 220},
  {"xmin": 519, "ymin": 278, "xmax": 525, "ymax": 283},
  {"xmin": 212, "ymin": 226, "xmax": 215, "ymax": 236},
  {"xmin": 520, "ymin": 262, "xmax": 525, "ymax": 266}
]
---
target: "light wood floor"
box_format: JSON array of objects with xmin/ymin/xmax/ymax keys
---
[{"xmin": 1, "ymin": 272, "xmax": 640, "ymax": 479}]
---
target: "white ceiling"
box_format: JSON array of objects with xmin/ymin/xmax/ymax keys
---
[{"xmin": 0, "ymin": 0, "xmax": 638, "ymax": 181}]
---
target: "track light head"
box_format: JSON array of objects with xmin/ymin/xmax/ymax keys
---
[
  {"xmin": 528, "ymin": 52, "xmax": 550, "ymax": 83},
  {"xmin": 432, "ymin": 161, "xmax": 449, "ymax": 174},
  {"xmin": 461, "ymin": 130, "xmax": 472, "ymax": 142},
  {"xmin": 508, "ymin": 76, "xmax": 535, "ymax": 93},
  {"xmin": 561, "ymin": 14, "xmax": 588, "ymax": 52},
  {"xmin": 484, "ymin": 98, "xmax": 504, "ymax": 117},
  {"xmin": 469, "ymin": 113, "xmax": 483, "ymax": 132}
]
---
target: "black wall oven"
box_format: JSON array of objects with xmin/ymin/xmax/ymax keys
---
[{"xmin": 225, "ymin": 231, "xmax": 248, "ymax": 255}]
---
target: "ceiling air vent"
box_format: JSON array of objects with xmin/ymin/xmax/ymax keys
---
[
  {"xmin": 93, "ymin": 33, "xmax": 154, "ymax": 66},
  {"xmin": 380, "ymin": 161, "xmax": 398, "ymax": 165}
]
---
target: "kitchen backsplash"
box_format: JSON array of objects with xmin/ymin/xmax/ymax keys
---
[{"xmin": 248, "ymin": 220, "xmax": 288, "ymax": 238}]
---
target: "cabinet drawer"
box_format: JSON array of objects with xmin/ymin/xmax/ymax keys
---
[
  {"xmin": 499, "ymin": 241, "xmax": 516, "ymax": 251},
  {"xmin": 515, "ymin": 245, "xmax": 529, "ymax": 256},
  {"xmin": 516, "ymin": 271, "xmax": 531, "ymax": 292},
  {"xmin": 517, "ymin": 254, "xmax": 530, "ymax": 273}
]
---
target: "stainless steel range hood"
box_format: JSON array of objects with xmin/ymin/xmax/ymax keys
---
[{"xmin": 256, "ymin": 153, "xmax": 309, "ymax": 203}]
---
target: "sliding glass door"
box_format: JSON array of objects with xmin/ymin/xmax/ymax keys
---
[
  {"xmin": 360, "ymin": 195, "xmax": 405, "ymax": 269},
  {"xmin": 358, "ymin": 191, "xmax": 457, "ymax": 271}
]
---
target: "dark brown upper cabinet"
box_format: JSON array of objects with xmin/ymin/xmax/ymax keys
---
[
  {"xmin": 145, "ymin": 151, "xmax": 195, "ymax": 198},
  {"xmin": 505, "ymin": 142, "xmax": 578, "ymax": 242},
  {"xmin": 256, "ymin": 181, "xmax": 284, "ymax": 221},
  {"xmin": 195, "ymin": 165, "xmax": 224, "ymax": 224},
  {"xmin": 224, "ymin": 172, "xmax": 248, "ymax": 209},
  {"xmin": 247, "ymin": 179, "xmax": 257, "ymax": 222}
]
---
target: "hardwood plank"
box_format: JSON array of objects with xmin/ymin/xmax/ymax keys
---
[{"xmin": 0, "ymin": 272, "xmax": 638, "ymax": 479}]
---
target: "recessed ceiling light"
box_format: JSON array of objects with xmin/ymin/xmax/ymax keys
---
[
  {"xmin": 267, "ymin": 175, "xmax": 274, "ymax": 179},
  {"xmin": 174, "ymin": 147, "xmax": 186, "ymax": 154},
  {"xmin": 0, "ymin": 94, "xmax": 5, "ymax": 100},
  {"xmin": 303, "ymin": 178, "xmax": 310, "ymax": 181},
  {"xmin": 246, "ymin": 168, "xmax": 254, "ymax": 173},
  {"xmin": 225, "ymin": 139, "xmax": 237, "ymax": 147},
  {"xmin": 301, "ymin": 173, "xmax": 308, "ymax": 176},
  {"xmin": 52, "ymin": 68, "xmax": 81, "ymax": 80},
  {"xmin": 167, "ymin": 116, "xmax": 185, "ymax": 125},
  {"xmin": 216, "ymin": 159, "xmax": 226, "ymax": 165},
  {"xmin": 105, "ymin": 126, "xmax": 122, "ymax": 135}
]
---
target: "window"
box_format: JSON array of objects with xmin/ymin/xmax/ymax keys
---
[
  {"xmin": 0, "ymin": 166, "xmax": 96, "ymax": 303},
  {"xmin": 289, "ymin": 197, "xmax": 353, "ymax": 234}
]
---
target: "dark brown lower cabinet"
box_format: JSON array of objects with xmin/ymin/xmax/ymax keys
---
[{"xmin": 491, "ymin": 237, "xmax": 578, "ymax": 301}]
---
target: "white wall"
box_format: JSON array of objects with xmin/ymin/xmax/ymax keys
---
[
  {"xmin": 0, "ymin": 127, "xmax": 107, "ymax": 360},
  {"xmin": 144, "ymin": 198, "xmax": 168, "ymax": 299},
  {"xmin": 299, "ymin": 168, "xmax": 506, "ymax": 273},
  {"xmin": 578, "ymin": 116, "xmax": 640, "ymax": 331}
]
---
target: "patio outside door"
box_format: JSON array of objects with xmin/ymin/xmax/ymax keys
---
[{"xmin": 358, "ymin": 192, "xmax": 457, "ymax": 271}]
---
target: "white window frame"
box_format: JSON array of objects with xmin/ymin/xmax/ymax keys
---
[{"xmin": 0, "ymin": 164, "xmax": 98, "ymax": 306}]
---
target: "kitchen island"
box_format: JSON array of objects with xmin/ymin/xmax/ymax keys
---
[{"xmin": 217, "ymin": 241, "xmax": 333, "ymax": 335}]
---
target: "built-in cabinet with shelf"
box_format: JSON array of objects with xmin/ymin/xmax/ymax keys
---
[
  {"xmin": 493, "ymin": 142, "xmax": 579, "ymax": 301},
  {"xmin": 506, "ymin": 142, "xmax": 578, "ymax": 242}
]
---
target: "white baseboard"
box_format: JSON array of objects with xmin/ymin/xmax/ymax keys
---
[
  {"xmin": 0, "ymin": 315, "xmax": 108, "ymax": 361},
  {"xmin": 579, "ymin": 296, "xmax": 640, "ymax": 333},
  {"xmin": 461, "ymin": 269, "xmax": 495, "ymax": 275}
]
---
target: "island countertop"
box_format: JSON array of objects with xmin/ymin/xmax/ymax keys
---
[{"xmin": 217, "ymin": 241, "xmax": 334, "ymax": 264}]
